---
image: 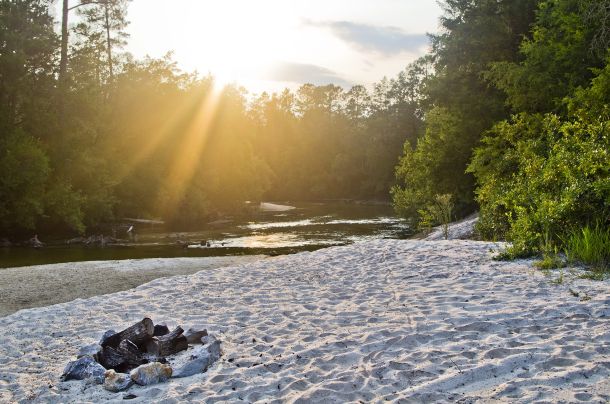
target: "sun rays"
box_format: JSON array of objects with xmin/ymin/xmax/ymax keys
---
[
  {"xmin": 111, "ymin": 78, "xmax": 225, "ymax": 216},
  {"xmin": 156, "ymin": 83, "xmax": 223, "ymax": 217}
]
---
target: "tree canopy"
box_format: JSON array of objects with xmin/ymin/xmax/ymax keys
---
[{"xmin": 393, "ymin": 0, "xmax": 609, "ymax": 255}]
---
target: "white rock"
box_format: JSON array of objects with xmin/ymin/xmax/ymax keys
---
[
  {"xmin": 130, "ymin": 362, "xmax": 172, "ymax": 386},
  {"xmin": 103, "ymin": 370, "xmax": 133, "ymax": 392}
]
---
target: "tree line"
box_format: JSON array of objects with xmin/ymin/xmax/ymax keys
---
[
  {"xmin": 0, "ymin": 0, "xmax": 423, "ymax": 237},
  {"xmin": 393, "ymin": 0, "xmax": 609, "ymax": 258}
]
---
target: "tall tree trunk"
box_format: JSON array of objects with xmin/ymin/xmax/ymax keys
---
[
  {"xmin": 59, "ymin": 0, "xmax": 69, "ymax": 83},
  {"xmin": 104, "ymin": 2, "xmax": 114, "ymax": 81}
]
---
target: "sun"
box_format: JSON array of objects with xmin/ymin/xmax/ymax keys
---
[{"xmin": 166, "ymin": 1, "xmax": 298, "ymax": 92}]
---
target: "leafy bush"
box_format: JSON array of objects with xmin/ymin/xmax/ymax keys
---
[
  {"xmin": 392, "ymin": 107, "xmax": 476, "ymax": 222},
  {"xmin": 534, "ymin": 254, "xmax": 566, "ymax": 270},
  {"xmin": 469, "ymin": 79, "xmax": 610, "ymax": 255},
  {"xmin": 472, "ymin": 115, "xmax": 607, "ymax": 252},
  {"xmin": 418, "ymin": 194, "xmax": 454, "ymax": 239}
]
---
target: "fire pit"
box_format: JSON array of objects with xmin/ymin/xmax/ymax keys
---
[{"xmin": 60, "ymin": 318, "xmax": 221, "ymax": 392}]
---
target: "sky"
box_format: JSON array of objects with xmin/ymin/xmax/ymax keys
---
[{"xmin": 60, "ymin": 0, "xmax": 443, "ymax": 94}]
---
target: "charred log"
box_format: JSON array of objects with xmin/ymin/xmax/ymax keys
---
[
  {"xmin": 146, "ymin": 326, "xmax": 188, "ymax": 357},
  {"xmin": 101, "ymin": 318, "xmax": 154, "ymax": 348},
  {"xmin": 153, "ymin": 324, "xmax": 170, "ymax": 337}
]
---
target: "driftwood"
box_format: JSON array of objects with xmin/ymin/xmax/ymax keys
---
[
  {"xmin": 25, "ymin": 235, "xmax": 44, "ymax": 248},
  {"xmin": 67, "ymin": 235, "xmax": 125, "ymax": 246},
  {"xmin": 96, "ymin": 318, "xmax": 155, "ymax": 372},
  {"xmin": 146, "ymin": 326, "xmax": 188, "ymax": 357},
  {"xmin": 101, "ymin": 318, "xmax": 154, "ymax": 348}
]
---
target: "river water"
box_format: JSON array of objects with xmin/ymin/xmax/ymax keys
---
[{"xmin": 0, "ymin": 201, "xmax": 411, "ymax": 268}]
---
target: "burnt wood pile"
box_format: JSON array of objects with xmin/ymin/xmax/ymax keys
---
[
  {"xmin": 60, "ymin": 317, "xmax": 221, "ymax": 392},
  {"xmin": 95, "ymin": 318, "xmax": 192, "ymax": 372}
]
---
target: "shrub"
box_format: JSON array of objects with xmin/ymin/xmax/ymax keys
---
[
  {"xmin": 418, "ymin": 194, "xmax": 454, "ymax": 239},
  {"xmin": 469, "ymin": 110, "xmax": 609, "ymax": 255},
  {"xmin": 393, "ymin": 107, "xmax": 476, "ymax": 223},
  {"xmin": 534, "ymin": 254, "xmax": 566, "ymax": 270},
  {"xmin": 470, "ymin": 51, "xmax": 610, "ymax": 259}
]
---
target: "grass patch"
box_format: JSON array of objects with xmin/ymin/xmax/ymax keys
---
[
  {"xmin": 534, "ymin": 254, "xmax": 565, "ymax": 270},
  {"xmin": 564, "ymin": 223, "xmax": 610, "ymax": 274},
  {"xmin": 493, "ymin": 245, "xmax": 535, "ymax": 261},
  {"xmin": 578, "ymin": 271, "xmax": 606, "ymax": 281}
]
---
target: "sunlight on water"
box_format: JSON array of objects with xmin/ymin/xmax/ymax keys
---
[
  {"xmin": 243, "ymin": 219, "xmax": 316, "ymax": 230},
  {"xmin": 0, "ymin": 202, "xmax": 411, "ymax": 268},
  {"xmin": 243, "ymin": 216, "xmax": 403, "ymax": 230},
  {"xmin": 214, "ymin": 233, "xmax": 339, "ymax": 248},
  {"xmin": 325, "ymin": 217, "xmax": 402, "ymax": 225}
]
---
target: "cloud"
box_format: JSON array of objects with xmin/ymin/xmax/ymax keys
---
[
  {"xmin": 263, "ymin": 62, "xmax": 352, "ymax": 87},
  {"xmin": 308, "ymin": 20, "xmax": 429, "ymax": 55}
]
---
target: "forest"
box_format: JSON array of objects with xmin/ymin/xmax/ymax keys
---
[
  {"xmin": 392, "ymin": 0, "xmax": 609, "ymax": 264},
  {"xmin": 0, "ymin": 0, "xmax": 424, "ymax": 236},
  {"xmin": 1, "ymin": 0, "xmax": 609, "ymax": 264}
]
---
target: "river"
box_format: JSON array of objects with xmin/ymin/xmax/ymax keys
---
[{"xmin": 0, "ymin": 201, "xmax": 412, "ymax": 268}]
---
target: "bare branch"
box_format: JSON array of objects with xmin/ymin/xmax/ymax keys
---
[{"xmin": 68, "ymin": 1, "xmax": 105, "ymax": 12}]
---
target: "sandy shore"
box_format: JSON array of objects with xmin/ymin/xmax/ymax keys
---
[
  {"xmin": 423, "ymin": 214, "xmax": 479, "ymax": 241},
  {"xmin": 0, "ymin": 256, "xmax": 264, "ymax": 317},
  {"xmin": 1, "ymin": 240, "xmax": 609, "ymax": 403}
]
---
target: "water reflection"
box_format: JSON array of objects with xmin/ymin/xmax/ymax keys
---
[
  {"xmin": 0, "ymin": 202, "xmax": 411, "ymax": 268},
  {"xmin": 187, "ymin": 233, "xmax": 338, "ymax": 249},
  {"xmin": 243, "ymin": 219, "xmax": 316, "ymax": 230}
]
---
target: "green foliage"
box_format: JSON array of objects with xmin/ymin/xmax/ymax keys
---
[
  {"xmin": 0, "ymin": 131, "xmax": 49, "ymax": 230},
  {"xmin": 470, "ymin": 111, "xmax": 609, "ymax": 253},
  {"xmin": 392, "ymin": 0, "xmax": 539, "ymax": 223},
  {"xmin": 578, "ymin": 271, "xmax": 606, "ymax": 281},
  {"xmin": 2, "ymin": 0, "xmax": 425, "ymax": 237},
  {"xmin": 417, "ymin": 194, "xmax": 454, "ymax": 239},
  {"xmin": 391, "ymin": 0, "xmax": 610, "ymax": 269},
  {"xmin": 0, "ymin": 0, "xmax": 57, "ymax": 133},
  {"xmin": 416, "ymin": 209, "xmax": 435, "ymax": 235},
  {"xmin": 534, "ymin": 232, "xmax": 566, "ymax": 269},
  {"xmin": 486, "ymin": 0, "xmax": 607, "ymax": 114},
  {"xmin": 470, "ymin": 54, "xmax": 610, "ymax": 255},
  {"xmin": 564, "ymin": 224, "xmax": 610, "ymax": 272},
  {"xmin": 534, "ymin": 254, "xmax": 566, "ymax": 270},
  {"xmin": 252, "ymin": 66, "xmax": 424, "ymax": 202},
  {"xmin": 392, "ymin": 107, "xmax": 475, "ymax": 219},
  {"xmin": 44, "ymin": 180, "xmax": 85, "ymax": 234}
]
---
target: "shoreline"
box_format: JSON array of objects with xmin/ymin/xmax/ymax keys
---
[
  {"xmin": 1, "ymin": 239, "xmax": 608, "ymax": 402},
  {"xmin": 0, "ymin": 255, "xmax": 265, "ymax": 318}
]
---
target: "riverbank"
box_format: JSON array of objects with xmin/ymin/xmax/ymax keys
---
[
  {"xmin": 0, "ymin": 201, "xmax": 409, "ymax": 269},
  {"xmin": 0, "ymin": 256, "xmax": 265, "ymax": 317},
  {"xmin": 1, "ymin": 239, "xmax": 608, "ymax": 402}
]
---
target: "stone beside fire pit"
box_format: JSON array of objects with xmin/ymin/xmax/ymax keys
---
[{"xmin": 60, "ymin": 317, "xmax": 222, "ymax": 393}]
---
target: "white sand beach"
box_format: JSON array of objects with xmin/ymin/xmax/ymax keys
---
[
  {"xmin": 423, "ymin": 214, "xmax": 479, "ymax": 241},
  {"xmin": 1, "ymin": 239, "xmax": 609, "ymax": 403},
  {"xmin": 0, "ymin": 256, "xmax": 264, "ymax": 317}
]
